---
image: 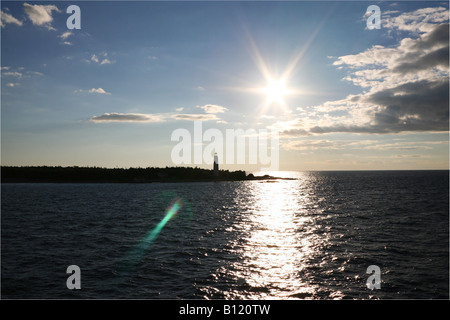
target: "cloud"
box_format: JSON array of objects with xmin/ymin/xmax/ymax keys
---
[
  {"xmin": 1, "ymin": 10, "xmax": 23, "ymax": 27},
  {"xmin": 362, "ymin": 141, "xmax": 436, "ymax": 151},
  {"xmin": 90, "ymin": 103, "xmax": 227, "ymax": 124},
  {"xmin": 171, "ymin": 114, "xmax": 219, "ymax": 121},
  {"xmin": 383, "ymin": 6, "xmax": 449, "ymax": 33},
  {"xmin": 298, "ymin": 9, "xmax": 449, "ymax": 136},
  {"xmin": 197, "ymin": 104, "xmax": 228, "ymax": 114},
  {"xmin": 90, "ymin": 112, "xmax": 219, "ymax": 123},
  {"xmin": 89, "ymin": 107, "xmax": 223, "ymax": 123},
  {"xmin": 88, "ymin": 88, "xmax": 111, "ymax": 95},
  {"xmin": 30, "ymin": 71, "xmax": 44, "ymax": 76},
  {"xmin": 2, "ymin": 71, "xmax": 23, "ymax": 78},
  {"xmin": 333, "ymin": 21, "xmax": 449, "ymax": 89},
  {"xmin": 24, "ymin": 3, "xmax": 60, "ymax": 30},
  {"xmin": 90, "ymin": 113, "xmax": 165, "ymax": 123},
  {"xmin": 59, "ymin": 31, "xmax": 72, "ymax": 39},
  {"xmin": 89, "ymin": 53, "xmax": 114, "ymax": 65},
  {"xmin": 283, "ymin": 139, "xmax": 348, "ymax": 151},
  {"xmin": 269, "ymin": 118, "xmax": 312, "ymax": 137},
  {"xmin": 279, "ymin": 128, "xmax": 311, "ymax": 137},
  {"xmin": 283, "ymin": 139, "xmax": 443, "ymax": 152},
  {"xmin": 1, "ymin": 68, "xmax": 44, "ymax": 88},
  {"xmin": 390, "ymin": 45, "xmax": 448, "ymax": 75},
  {"xmin": 59, "ymin": 32, "xmax": 73, "ymax": 45},
  {"xmin": 364, "ymin": 78, "xmax": 449, "ymax": 132}
]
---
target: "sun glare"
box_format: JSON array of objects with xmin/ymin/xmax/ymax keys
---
[
  {"xmin": 236, "ymin": 20, "xmax": 327, "ymax": 117},
  {"xmin": 261, "ymin": 78, "xmax": 290, "ymax": 106}
]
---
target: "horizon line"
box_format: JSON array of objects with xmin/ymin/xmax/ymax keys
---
[{"xmin": 1, "ymin": 165, "xmax": 448, "ymax": 172}]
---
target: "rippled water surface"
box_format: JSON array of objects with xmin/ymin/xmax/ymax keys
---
[{"xmin": 1, "ymin": 171, "xmax": 448, "ymax": 299}]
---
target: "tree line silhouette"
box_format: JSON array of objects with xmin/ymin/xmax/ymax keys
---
[{"xmin": 1, "ymin": 166, "xmax": 250, "ymax": 183}]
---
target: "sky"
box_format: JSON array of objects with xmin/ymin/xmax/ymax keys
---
[{"xmin": 1, "ymin": 0, "xmax": 449, "ymax": 171}]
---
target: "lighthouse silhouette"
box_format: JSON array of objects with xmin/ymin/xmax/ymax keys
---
[{"xmin": 213, "ymin": 152, "xmax": 219, "ymax": 177}]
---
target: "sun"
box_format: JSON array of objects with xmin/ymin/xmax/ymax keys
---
[{"xmin": 260, "ymin": 77, "xmax": 291, "ymax": 108}]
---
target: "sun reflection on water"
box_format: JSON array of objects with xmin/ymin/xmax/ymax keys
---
[{"xmin": 222, "ymin": 173, "xmax": 330, "ymax": 299}]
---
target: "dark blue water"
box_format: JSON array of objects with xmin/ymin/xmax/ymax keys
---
[{"xmin": 1, "ymin": 171, "xmax": 448, "ymax": 299}]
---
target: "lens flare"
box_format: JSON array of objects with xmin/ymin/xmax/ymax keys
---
[
  {"xmin": 117, "ymin": 198, "xmax": 184, "ymax": 275},
  {"xmin": 138, "ymin": 198, "xmax": 183, "ymax": 249}
]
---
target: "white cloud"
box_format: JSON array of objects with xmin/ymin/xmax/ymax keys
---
[
  {"xmin": 2, "ymin": 71, "xmax": 23, "ymax": 78},
  {"xmin": 62, "ymin": 41, "xmax": 72, "ymax": 46},
  {"xmin": 197, "ymin": 104, "xmax": 228, "ymax": 114},
  {"xmin": 171, "ymin": 114, "xmax": 219, "ymax": 121},
  {"xmin": 283, "ymin": 139, "xmax": 345, "ymax": 151},
  {"xmin": 24, "ymin": 3, "xmax": 60, "ymax": 30},
  {"xmin": 59, "ymin": 31, "xmax": 72, "ymax": 39},
  {"xmin": 1, "ymin": 67, "xmax": 44, "ymax": 88},
  {"xmin": 88, "ymin": 53, "xmax": 114, "ymax": 65},
  {"xmin": 333, "ymin": 45, "xmax": 398, "ymax": 69},
  {"xmin": 362, "ymin": 141, "xmax": 434, "ymax": 151},
  {"xmin": 269, "ymin": 118, "xmax": 311, "ymax": 137},
  {"xmin": 282, "ymin": 138, "xmax": 442, "ymax": 152},
  {"xmin": 1, "ymin": 10, "xmax": 23, "ymax": 27},
  {"xmin": 383, "ymin": 6, "xmax": 449, "ymax": 33},
  {"xmin": 30, "ymin": 71, "xmax": 44, "ymax": 76},
  {"xmin": 88, "ymin": 88, "xmax": 111, "ymax": 95}
]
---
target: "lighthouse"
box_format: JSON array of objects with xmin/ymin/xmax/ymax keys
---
[{"xmin": 213, "ymin": 152, "xmax": 219, "ymax": 177}]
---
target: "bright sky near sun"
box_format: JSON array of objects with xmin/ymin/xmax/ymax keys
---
[{"xmin": 1, "ymin": 1, "xmax": 449, "ymax": 171}]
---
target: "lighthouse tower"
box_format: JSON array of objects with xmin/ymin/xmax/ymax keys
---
[{"xmin": 213, "ymin": 152, "xmax": 219, "ymax": 177}]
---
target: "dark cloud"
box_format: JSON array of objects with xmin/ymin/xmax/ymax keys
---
[
  {"xmin": 91, "ymin": 110, "xmax": 224, "ymax": 123},
  {"xmin": 90, "ymin": 113, "xmax": 164, "ymax": 123},
  {"xmin": 280, "ymin": 128, "xmax": 311, "ymax": 137},
  {"xmin": 311, "ymin": 78, "xmax": 449, "ymax": 134},
  {"xmin": 392, "ymin": 46, "xmax": 448, "ymax": 74},
  {"xmin": 306, "ymin": 19, "xmax": 449, "ymax": 135},
  {"xmin": 393, "ymin": 23, "xmax": 449, "ymax": 75},
  {"xmin": 367, "ymin": 79, "xmax": 449, "ymax": 131},
  {"xmin": 414, "ymin": 23, "xmax": 449, "ymax": 49}
]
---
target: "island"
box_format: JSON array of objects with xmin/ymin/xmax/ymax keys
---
[{"xmin": 0, "ymin": 166, "xmax": 293, "ymax": 183}]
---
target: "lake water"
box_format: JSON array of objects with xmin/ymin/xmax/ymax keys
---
[{"xmin": 1, "ymin": 171, "xmax": 448, "ymax": 299}]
